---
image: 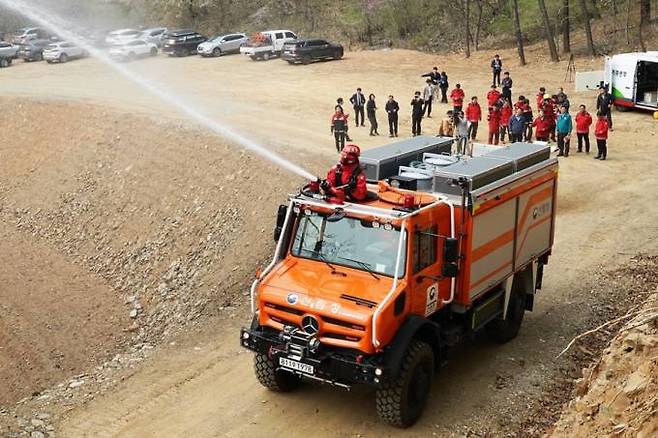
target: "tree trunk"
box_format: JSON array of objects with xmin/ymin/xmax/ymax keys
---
[
  {"xmin": 612, "ymin": 0, "xmax": 618, "ymax": 15},
  {"xmin": 475, "ymin": 0, "xmax": 483, "ymax": 51},
  {"xmin": 561, "ymin": 0, "xmax": 570, "ymax": 53},
  {"xmin": 465, "ymin": 0, "xmax": 471, "ymax": 58},
  {"xmin": 578, "ymin": 0, "xmax": 596, "ymax": 56},
  {"xmin": 626, "ymin": 0, "xmax": 632, "ymax": 45},
  {"xmin": 640, "ymin": 0, "xmax": 651, "ymax": 24},
  {"xmin": 538, "ymin": 0, "xmax": 559, "ymax": 62},
  {"xmin": 511, "ymin": 0, "xmax": 526, "ymax": 65}
]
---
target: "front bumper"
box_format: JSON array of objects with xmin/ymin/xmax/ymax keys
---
[
  {"xmin": 281, "ymin": 53, "xmax": 301, "ymax": 61},
  {"xmin": 240, "ymin": 325, "xmax": 384, "ymax": 387}
]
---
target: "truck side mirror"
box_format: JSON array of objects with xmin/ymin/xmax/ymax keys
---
[
  {"xmin": 443, "ymin": 238, "xmax": 459, "ymax": 263},
  {"xmin": 273, "ymin": 204, "xmax": 288, "ymax": 242},
  {"xmin": 442, "ymin": 263, "xmax": 459, "ymax": 278}
]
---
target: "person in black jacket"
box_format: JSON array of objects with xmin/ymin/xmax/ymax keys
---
[
  {"xmin": 491, "ymin": 54, "xmax": 503, "ymax": 86},
  {"xmin": 438, "ymin": 71, "xmax": 449, "ymax": 103},
  {"xmin": 411, "ymin": 91, "xmax": 424, "ymax": 136},
  {"xmin": 336, "ymin": 97, "xmax": 353, "ymax": 141},
  {"xmin": 596, "ymin": 85, "xmax": 614, "ymax": 131},
  {"xmin": 367, "ymin": 94, "xmax": 379, "ymax": 136},
  {"xmin": 421, "ymin": 66, "xmax": 441, "ymax": 84},
  {"xmin": 349, "ymin": 88, "xmax": 366, "ymax": 127},
  {"xmin": 385, "ymin": 95, "xmax": 399, "ymax": 137},
  {"xmin": 501, "ymin": 71, "xmax": 513, "ymax": 102}
]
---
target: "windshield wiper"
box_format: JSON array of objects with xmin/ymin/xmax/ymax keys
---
[
  {"xmin": 336, "ymin": 257, "xmax": 380, "ymax": 280},
  {"xmin": 314, "ymin": 252, "xmax": 346, "ymax": 276}
]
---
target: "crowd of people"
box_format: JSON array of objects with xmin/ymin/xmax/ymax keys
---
[{"xmin": 330, "ymin": 54, "xmax": 615, "ymax": 161}]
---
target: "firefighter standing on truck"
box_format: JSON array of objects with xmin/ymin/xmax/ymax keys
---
[
  {"xmin": 321, "ymin": 144, "xmax": 367, "ymax": 202},
  {"xmin": 331, "ymin": 105, "xmax": 349, "ymax": 152}
]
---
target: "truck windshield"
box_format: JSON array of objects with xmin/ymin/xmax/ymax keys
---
[{"xmin": 291, "ymin": 214, "xmax": 406, "ymax": 277}]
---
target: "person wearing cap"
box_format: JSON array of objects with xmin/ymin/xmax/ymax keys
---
[
  {"xmin": 556, "ymin": 105, "xmax": 573, "ymax": 157},
  {"xmin": 596, "ymin": 85, "xmax": 614, "ymax": 131},
  {"xmin": 322, "ymin": 144, "xmax": 367, "ymax": 202}
]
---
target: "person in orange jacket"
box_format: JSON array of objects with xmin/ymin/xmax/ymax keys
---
[
  {"xmin": 575, "ymin": 104, "xmax": 593, "ymax": 154},
  {"xmin": 499, "ymin": 100, "xmax": 513, "ymax": 143},
  {"xmin": 322, "ymin": 144, "xmax": 368, "ymax": 201},
  {"xmin": 594, "ymin": 111, "xmax": 609, "ymax": 160},
  {"xmin": 487, "ymin": 106, "xmax": 501, "ymax": 145},
  {"xmin": 450, "ymin": 83, "xmax": 465, "ymax": 113},
  {"xmin": 465, "ymin": 96, "xmax": 482, "ymax": 140},
  {"xmin": 486, "ymin": 84, "xmax": 502, "ymax": 107},
  {"xmin": 532, "ymin": 109, "xmax": 552, "ymax": 142}
]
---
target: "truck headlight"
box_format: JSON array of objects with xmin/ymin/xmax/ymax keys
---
[
  {"xmin": 375, "ymin": 368, "xmax": 383, "ymax": 376},
  {"xmin": 242, "ymin": 332, "xmax": 250, "ymax": 340}
]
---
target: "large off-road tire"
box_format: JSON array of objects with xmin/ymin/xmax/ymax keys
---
[
  {"xmin": 376, "ymin": 340, "xmax": 434, "ymax": 428},
  {"xmin": 254, "ymin": 353, "xmax": 301, "ymax": 392},
  {"xmin": 487, "ymin": 278, "xmax": 527, "ymax": 343}
]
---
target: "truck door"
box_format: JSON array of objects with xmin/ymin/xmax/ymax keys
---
[
  {"xmin": 410, "ymin": 222, "xmax": 441, "ymax": 318},
  {"xmin": 274, "ymin": 32, "xmax": 285, "ymax": 52}
]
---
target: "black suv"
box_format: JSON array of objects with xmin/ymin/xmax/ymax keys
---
[
  {"xmin": 281, "ymin": 39, "xmax": 343, "ymax": 65},
  {"xmin": 17, "ymin": 39, "xmax": 52, "ymax": 62},
  {"xmin": 162, "ymin": 30, "xmax": 207, "ymax": 57}
]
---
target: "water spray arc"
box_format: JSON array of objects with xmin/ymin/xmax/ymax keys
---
[{"xmin": 0, "ymin": 0, "xmax": 317, "ymax": 182}]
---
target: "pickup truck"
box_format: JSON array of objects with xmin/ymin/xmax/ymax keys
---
[
  {"xmin": 0, "ymin": 41, "xmax": 19, "ymax": 68},
  {"xmin": 240, "ymin": 30, "xmax": 297, "ymax": 61}
]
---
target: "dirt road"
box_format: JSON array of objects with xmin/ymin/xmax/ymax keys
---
[{"xmin": 1, "ymin": 46, "xmax": 657, "ymax": 436}]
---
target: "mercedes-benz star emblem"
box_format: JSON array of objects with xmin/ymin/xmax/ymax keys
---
[{"xmin": 301, "ymin": 316, "xmax": 320, "ymax": 335}]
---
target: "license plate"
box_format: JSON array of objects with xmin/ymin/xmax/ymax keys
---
[{"xmin": 279, "ymin": 357, "xmax": 314, "ymax": 375}]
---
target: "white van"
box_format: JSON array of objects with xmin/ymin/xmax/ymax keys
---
[
  {"xmin": 576, "ymin": 52, "xmax": 658, "ymax": 112},
  {"xmin": 239, "ymin": 30, "xmax": 297, "ymax": 61},
  {"xmin": 606, "ymin": 52, "xmax": 658, "ymax": 111}
]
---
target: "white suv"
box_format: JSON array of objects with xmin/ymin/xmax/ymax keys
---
[
  {"xmin": 109, "ymin": 40, "xmax": 158, "ymax": 61},
  {"xmin": 105, "ymin": 29, "xmax": 142, "ymax": 46},
  {"xmin": 43, "ymin": 42, "xmax": 86, "ymax": 63},
  {"xmin": 140, "ymin": 27, "xmax": 168, "ymax": 47}
]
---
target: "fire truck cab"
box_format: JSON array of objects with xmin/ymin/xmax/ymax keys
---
[{"xmin": 240, "ymin": 137, "xmax": 558, "ymax": 427}]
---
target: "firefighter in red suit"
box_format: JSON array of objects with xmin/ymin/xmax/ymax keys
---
[{"xmin": 322, "ymin": 144, "xmax": 368, "ymax": 202}]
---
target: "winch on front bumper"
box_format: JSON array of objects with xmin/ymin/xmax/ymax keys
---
[{"xmin": 240, "ymin": 325, "xmax": 385, "ymax": 388}]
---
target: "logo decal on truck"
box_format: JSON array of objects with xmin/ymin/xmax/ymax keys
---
[
  {"xmin": 286, "ymin": 293, "xmax": 299, "ymax": 305},
  {"xmin": 425, "ymin": 283, "xmax": 439, "ymax": 316}
]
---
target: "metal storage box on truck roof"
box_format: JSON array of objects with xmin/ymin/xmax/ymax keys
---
[
  {"xmin": 484, "ymin": 142, "xmax": 551, "ymax": 172},
  {"xmin": 360, "ymin": 136, "xmax": 453, "ymax": 181},
  {"xmin": 432, "ymin": 156, "xmax": 516, "ymax": 196}
]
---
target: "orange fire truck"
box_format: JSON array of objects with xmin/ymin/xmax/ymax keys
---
[{"xmin": 240, "ymin": 138, "xmax": 558, "ymax": 427}]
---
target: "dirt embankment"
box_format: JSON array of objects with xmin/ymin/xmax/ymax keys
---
[
  {"xmin": 0, "ymin": 98, "xmax": 312, "ymax": 409},
  {"xmin": 549, "ymin": 257, "xmax": 658, "ymax": 438}
]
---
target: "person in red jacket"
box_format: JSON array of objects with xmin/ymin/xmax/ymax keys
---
[
  {"xmin": 542, "ymin": 96, "xmax": 557, "ymax": 142},
  {"xmin": 499, "ymin": 100, "xmax": 513, "ymax": 143},
  {"xmin": 514, "ymin": 95, "xmax": 526, "ymax": 113},
  {"xmin": 465, "ymin": 96, "xmax": 482, "ymax": 140},
  {"xmin": 322, "ymin": 144, "xmax": 368, "ymax": 201},
  {"xmin": 487, "ymin": 106, "xmax": 501, "ymax": 145},
  {"xmin": 594, "ymin": 111, "xmax": 609, "ymax": 160},
  {"xmin": 330, "ymin": 105, "xmax": 349, "ymax": 152},
  {"xmin": 575, "ymin": 104, "xmax": 593, "ymax": 154},
  {"xmin": 532, "ymin": 109, "xmax": 551, "ymax": 142},
  {"xmin": 536, "ymin": 87, "xmax": 546, "ymax": 111},
  {"xmin": 450, "ymin": 83, "xmax": 465, "ymax": 113},
  {"xmin": 486, "ymin": 84, "xmax": 502, "ymax": 107}
]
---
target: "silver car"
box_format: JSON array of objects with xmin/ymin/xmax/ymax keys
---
[{"xmin": 197, "ymin": 33, "xmax": 247, "ymax": 57}]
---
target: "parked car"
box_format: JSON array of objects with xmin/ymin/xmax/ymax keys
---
[
  {"xmin": 109, "ymin": 39, "xmax": 158, "ymax": 61},
  {"xmin": 105, "ymin": 29, "xmax": 142, "ymax": 46},
  {"xmin": 197, "ymin": 33, "xmax": 247, "ymax": 57},
  {"xmin": 12, "ymin": 27, "xmax": 51, "ymax": 45},
  {"xmin": 240, "ymin": 30, "xmax": 297, "ymax": 61},
  {"xmin": 43, "ymin": 41, "xmax": 87, "ymax": 63},
  {"xmin": 162, "ymin": 30, "xmax": 206, "ymax": 57},
  {"xmin": 140, "ymin": 27, "xmax": 167, "ymax": 47},
  {"xmin": 17, "ymin": 39, "xmax": 51, "ymax": 62},
  {"xmin": 282, "ymin": 38, "xmax": 343, "ymax": 64},
  {"xmin": 0, "ymin": 41, "xmax": 18, "ymax": 67}
]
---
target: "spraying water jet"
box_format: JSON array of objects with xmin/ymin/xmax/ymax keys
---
[{"xmin": 0, "ymin": 0, "xmax": 317, "ymax": 182}]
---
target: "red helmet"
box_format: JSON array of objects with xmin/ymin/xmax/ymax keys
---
[{"xmin": 340, "ymin": 144, "xmax": 361, "ymax": 165}]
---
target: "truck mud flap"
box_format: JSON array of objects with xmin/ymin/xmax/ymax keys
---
[{"xmin": 471, "ymin": 289, "xmax": 504, "ymax": 331}]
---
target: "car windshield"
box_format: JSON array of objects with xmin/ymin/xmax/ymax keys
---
[
  {"xmin": 210, "ymin": 35, "xmax": 224, "ymax": 41},
  {"xmin": 291, "ymin": 214, "xmax": 407, "ymax": 277}
]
